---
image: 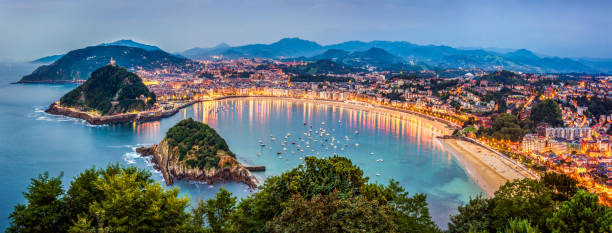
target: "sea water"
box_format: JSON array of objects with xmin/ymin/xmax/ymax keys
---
[{"xmin": 0, "ymin": 64, "xmax": 482, "ymax": 230}]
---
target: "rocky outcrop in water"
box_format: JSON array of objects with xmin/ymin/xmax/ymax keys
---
[{"xmin": 136, "ymin": 139, "xmax": 259, "ymax": 188}]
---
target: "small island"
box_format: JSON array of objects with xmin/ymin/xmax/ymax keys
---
[
  {"xmin": 46, "ymin": 64, "xmax": 186, "ymax": 124},
  {"xmin": 136, "ymin": 118, "xmax": 259, "ymax": 188}
]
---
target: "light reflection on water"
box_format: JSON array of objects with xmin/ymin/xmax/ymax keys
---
[
  {"xmin": 132, "ymin": 98, "xmax": 483, "ymax": 226},
  {"xmin": 0, "ymin": 77, "xmax": 481, "ymax": 229}
]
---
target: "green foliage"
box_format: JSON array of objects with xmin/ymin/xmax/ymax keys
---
[
  {"xmin": 165, "ymin": 118, "xmax": 233, "ymax": 168},
  {"xmin": 503, "ymin": 218, "xmax": 540, "ymax": 233},
  {"xmin": 540, "ymin": 172, "xmax": 578, "ymax": 202},
  {"xmin": 491, "ymin": 179, "xmax": 555, "ymax": 231},
  {"xmin": 478, "ymin": 113, "xmax": 531, "ymax": 141},
  {"xmin": 20, "ymin": 45, "xmax": 187, "ymax": 83},
  {"xmin": 266, "ymin": 191, "xmax": 399, "ymax": 233},
  {"xmin": 448, "ymin": 195, "xmax": 493, "ymax": 233},
  {"xmin": 191, "ymin": 188, "xmax": 236, "ymax": 233},
  {"xmin": 546, "ymin": 190, "xmax": 612, "ymax": 233},
  {"xmin": 7, "ymin": 164, "xmax": 190, "ymax": 233},
  {"xmin": 59, "ymin": 65, "xmax": 156, "ymax": 115},
  {"xmin": 233, "ymin": 156, "xmax": 439, "ymax": 233},
  {"xmin": 575, "ymin": 96, "xmax": 612, "ymax": 119},
  {"xmin": 6, "ymin": 172, "xmax": 67, "ymax": 233},
  {"xmin": 449, "ymin": 176, "xmax": 610, "ymax": 233},
  {"xmin": 479, "ymin": 70, "xmax": 526, "ymax": 85},
  {"xmin": 9, "ymin": 157, "xmax": 611, "ymax": 233},
  {"xmin": 530, "ymin": 99, "xmax": 563, "ymax": 127}
]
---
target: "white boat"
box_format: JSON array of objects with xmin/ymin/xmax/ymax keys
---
[
  {"xmin": 376, "ymin": 173, "xmax": 381, "ymax": 176},
  {"xmin": 376, "ymin": 159, "xmax": 384, "ymax": 162},
  {"xmin": 370, "ymin": 152, "xmax": 374, "ymax": 155},
  {"xmin": 355, "ymin": 143, "xmax": 359, "ymax": 147}
]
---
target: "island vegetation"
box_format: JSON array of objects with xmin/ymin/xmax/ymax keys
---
[
  {"xmin": 59, "ymin": 65, "xmax": 157, "ymax": 115},
  {"xmin": 7, "ymin": 157, "xmax": 611, "ymax": 233},
  {"xmin": 136, "ymin": 118, "xmax": 258, "ymax": 187},
  {"xmin": 165, "ymin": 118, "xmax": 234, "ymax": 169}
]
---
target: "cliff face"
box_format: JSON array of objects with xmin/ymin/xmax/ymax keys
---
[{"xmin": 136, "ymin": 139, "xmax": 259, "ymax": 188}]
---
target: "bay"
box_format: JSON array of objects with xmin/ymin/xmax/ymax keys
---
[{"xmin": 0, "ymin": 64, "xmax": 483, "ymax": 230}]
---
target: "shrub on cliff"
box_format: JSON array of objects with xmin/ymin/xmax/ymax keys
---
[{"xmin": 165, "ymin": 118, "xmax": 234, "ymax": 169}]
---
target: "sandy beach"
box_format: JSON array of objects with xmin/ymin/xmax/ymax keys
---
[
  {"xmin": 215, "ymin": 96, "xmax": 530, "ymax": 196},
  {"xmin": 438, "ymin": 138, "xmax": 533, "ymax": 196}
]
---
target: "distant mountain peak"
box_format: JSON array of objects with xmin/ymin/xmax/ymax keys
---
[
  {"xmin": 99, "ymin": 39, "xmax": 161, "ymax": 51},
  {"xmin": 272, "ymin": 38, "xmax": 322, "ymax": 48},
  {"xmin": 506, "ymin": 49, "xmax": 538, "ymax": 58},
  {"xmin": 214, "ymin": 43, "xmax": 230, "ymax": 49}
]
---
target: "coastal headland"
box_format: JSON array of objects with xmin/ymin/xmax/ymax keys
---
[
  {"xmin": 45, "ymin": 101, "xmax": 196, "ymax": 125},
  {"xmin": 48, "ymin": 94, "xmax": 530, "ymax": 195}
]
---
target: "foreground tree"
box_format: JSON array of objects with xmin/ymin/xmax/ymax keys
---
[
  {"xmin": 503, "ymin": 218, "xmax": 540, "ymax": 233},
  {"xmin": 267, "ymin": 191, "xmax": 398, "ymax": 232},
  {"xmin": 233, "ymin": 155, "xmax": 439, "ymax": 233},
  {"xmin": 546, "ymin": 190, "xmax": 612, "ymax": 233},
  {"xmin": 7, "ymin": 165, "xmax": 190, "ymax": 233},
  {"xmin": 448, "ymin": 195, "xmax": 493, "ymax": 233},
  {"xmin": 6, "ymin": 172, "xmax": 67, "ymax": 233},
  {"xmin": 491, "ymin": 179, "xmax": 555, "ymax": 231}
]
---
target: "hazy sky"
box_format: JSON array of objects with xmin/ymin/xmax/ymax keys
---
[{"xmin": 0, "ymin": 0, "xmax": 610, "ymax": 61}]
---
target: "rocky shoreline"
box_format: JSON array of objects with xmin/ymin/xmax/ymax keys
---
[
  {"xmin": 135, "ymin": 140, "xmax": 259, "ymax": 189},
  {"xmin": 45, "ymin": 102, "xmax": 194, "ymax": 125}
]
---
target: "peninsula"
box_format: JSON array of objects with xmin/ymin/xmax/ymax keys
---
[
  {"xmin": 45, "ymin": 64, "xmax": 186, "ymax": 124},
  {"xmin": 136, "ymin": 118, "xmax": 259, "ymax": 188}
]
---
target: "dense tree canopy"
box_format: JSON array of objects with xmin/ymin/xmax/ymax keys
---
[
  {"xmin": 60, "ymin": 65, "xmax": 156, "ymax": 115},
  {"xmin": 530, "ymin": 99, "xmax": 563, "ymax": 127},
  {"xmin": 478, "ymin": 113, "xmax": 532, "ymax": 141},
  {"xmin": 448, "ymin": 173, "xmax": 612, "ymax": 233},
  {"xmin": 165, "ymin": 118, "xmax": 234, "ymax": 168},
  {"xmin": 8, "ymin": 158, "xmax": 610, "ymax": 233},
  {"xmin": 7, "ymin": 164, "xmax": 190, "ymax": 233}
]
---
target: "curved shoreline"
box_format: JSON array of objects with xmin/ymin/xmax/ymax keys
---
[
  {"xmin": 46, "ymin": 94, "xmax": 530, "ymax": 196},
  {"xmin": 209, "ymin": 96, "xmax": 533, "ymax": 196}
]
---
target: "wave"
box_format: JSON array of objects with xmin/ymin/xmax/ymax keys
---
[
  {"xmin": 28, "ymin": 105, "xmax": 108, "ymax": 127},
  {"xmin": 122, "ymin": 152, "xmax": 140, "ymax": 164}
]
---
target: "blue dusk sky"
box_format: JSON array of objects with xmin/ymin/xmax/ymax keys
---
[{"xmin": 0, "ymin": 0, "xmax": 610, "ymax": 60}]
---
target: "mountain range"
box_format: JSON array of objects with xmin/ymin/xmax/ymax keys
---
[
  {"xmin": 18, "ymin": 45, "xmax": 188, "ymax": 83},
  {"xmin": 31, "ymin": 40, "xmax": 162, "ymax": 64},
  {"xmin": 181, "ymin": 38, "xmax": 611, "ymax": 73}
]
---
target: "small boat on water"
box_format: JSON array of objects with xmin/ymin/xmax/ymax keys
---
[
  {"xmin": 355, "ymin": 143, "xmax": 359, "ymax": 147},
  {"xmin": 376, "ymin": 159, "xmax": 384, "ymax": 162},
  {"xmin": 354, "ymin": 130, "xmax": 359, "ymax": 134},
  {"xmin": 370, "ymin": 152, "xmax": 374, "ymax": 155},
  {"xmin": 376, "ymin": 173, "xmax": 381, "ymax": 176},
  {"xmin": 277, "ymin": 152, "xmax": 282, "ymax": 155}
]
